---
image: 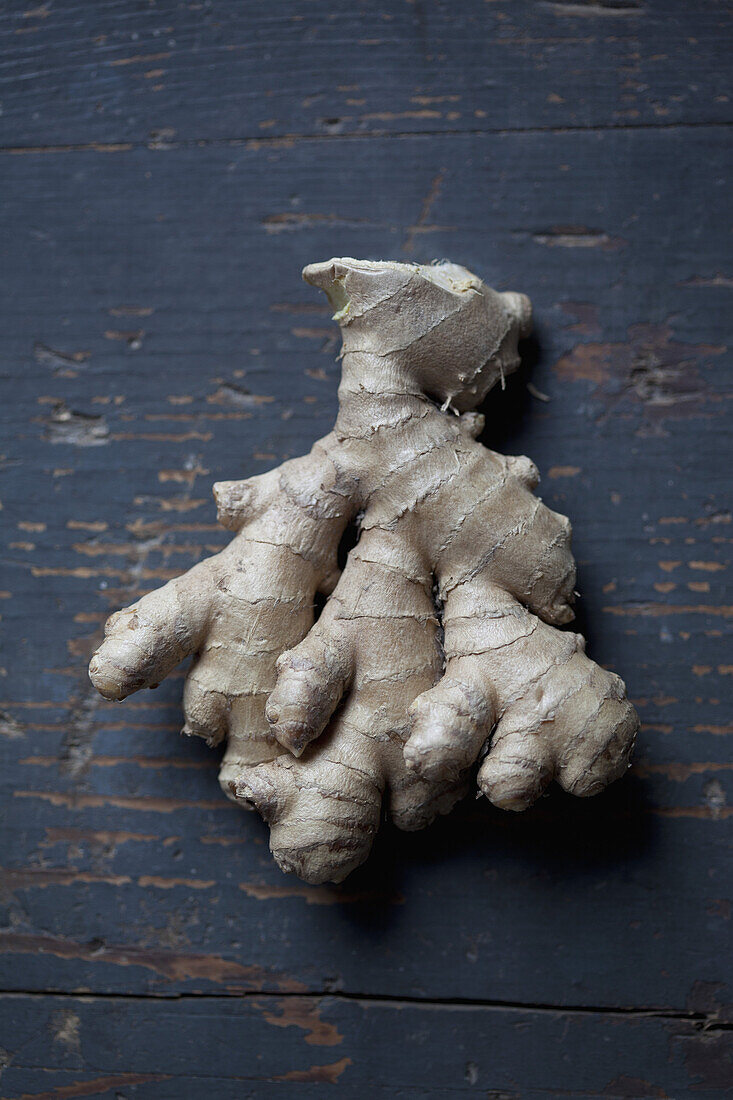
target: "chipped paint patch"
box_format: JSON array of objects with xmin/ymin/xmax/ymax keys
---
[
  {"xmin": 274, "ymin": 1057, "xmax": 352, "ymax": 1084},
  {"xmin": 554, "ymin": 324, "xmax": 725, "ymax": 419},
  {"xmin": 260, "ymin": 997, "xmax": 343, "ymax": 1046},
  {"xmin": 547, "ymin": 465, "xmax": 581, "ymax": 479},
  {"xmin": 50, "ymin": 1009, "xmax": 81, "ymax": 1056}
]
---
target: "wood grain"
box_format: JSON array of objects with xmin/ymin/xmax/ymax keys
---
[
  {"xmin": 1, "ymin": 992, "xmax": 730, "ymax": 1097},
  {"xmin": 0, "ymin": 1, "xmax": 731, "ymax": 1095},
  {"xmin": 1, "ymin": 0, "xmax": 731, "ymax": 147}
]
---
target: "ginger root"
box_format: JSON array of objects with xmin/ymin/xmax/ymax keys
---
[{"xmin": 89, "ymin": 259, "xmax": 638, "ymax": 883}]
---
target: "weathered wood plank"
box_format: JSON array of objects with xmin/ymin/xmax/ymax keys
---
[
  {"xmin": 0, "ymin": 126, "xmax": 730, "ymax": 1014},
  {"xmin": 1, "ymin": 0, "xmax": 731, "ymax": 148},
  {"xmin": 1, "ymin": 992, "xmax": 731, "ymax": 1098}
]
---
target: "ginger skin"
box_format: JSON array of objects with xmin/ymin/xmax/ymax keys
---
[{"xmin": 90, "ymin": 259, "xmax": 638, "ymax": 884}]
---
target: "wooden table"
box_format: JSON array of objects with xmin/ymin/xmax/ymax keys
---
[{"xmin": 1, "ymin": 3, "xmax": 731, "ymax": 1095}]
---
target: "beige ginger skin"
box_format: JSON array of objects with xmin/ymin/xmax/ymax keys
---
[{"xmin": 89, "ymin": 259, "xmax": 639, "ymax": 884}]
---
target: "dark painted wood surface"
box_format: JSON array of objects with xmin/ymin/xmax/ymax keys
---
[
  {"xmin": 2, "ymin": 992, "xmax": 731, "ymax": 1098},
  {"xmin": 1, "ymin": 0, "xmax": 731, "ymax": 144},
  {"xmin": 0, "ymin": 2, "xmax": 731, "ymax": 1097}
]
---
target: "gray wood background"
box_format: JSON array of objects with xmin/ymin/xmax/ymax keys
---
[{"xmin": 0, "ymin": 2, "xmax": 731, "ymax": 1096}]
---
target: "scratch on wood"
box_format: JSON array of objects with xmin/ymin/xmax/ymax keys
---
[
  {"xmin": 0, "ymin": 931, "xmax": 300, "ymax": 990},
  {"xmin": 137, "ymin": 875, "xmax": 216, "ymax": 889},
  {"xmin": 109, "ymin": 52, "xmax": 171, "ymax": 68},
  {"xmin": 403, "ymin": 169, "xmax": 446, "ymax": 253},
  {"xmin": 14, "ymin": 791, "xmax": 235, "ymax": 812},
  {"xmin": 604, "ymin": 603, "xmax": 732, "ymax": 618},
  {"xmin": 634, "ymin": 761, "xmax": 733, "ymax": 782},
  {"xmin": 239, "ymin": 881, "xmax": 404, "ymax": 906},
  {"xmin": 545, "ymin": 1, "xmax": 643, "ymax": 15},
  {"xmin": 1, "ymin": 868, "xmax": 133, "ymax": 889},
  {"xmin": 9, "ymin": 1074, "xmax": 170, "ymax": 1100},
  {"xmin": 261, "ymin": 212, "xmax": 371, "ymax": 234},
  {"xmin": 39, "ymin": 829, "xmax": 158, "ymax": 848},
  {"xmin": 273, "ymin": 1057, "xmax": 352, "ymax": 1083},
  {"xmin": 532, "ymin": 226, "xmax": 626, "ymax": 250}
]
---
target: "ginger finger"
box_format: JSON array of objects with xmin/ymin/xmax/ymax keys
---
[
  {"xmin": 405, "ymin": 677, "xmax": 495, "ymax": 784},
  {"xmin": 406, "ymin": 579, "xmax": 638, "ymax": 811},
  {"xmin": 89, "ymin": 559, "xmax": 218, "ymax": 701},
  {"xmin": 265, "ymin": 619, "xmax": 354, "ymax": 757}
]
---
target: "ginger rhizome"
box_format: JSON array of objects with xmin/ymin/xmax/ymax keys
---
[{"xmin": 89, "ymin": 259, "xmax": 639, "ymax": 884}]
